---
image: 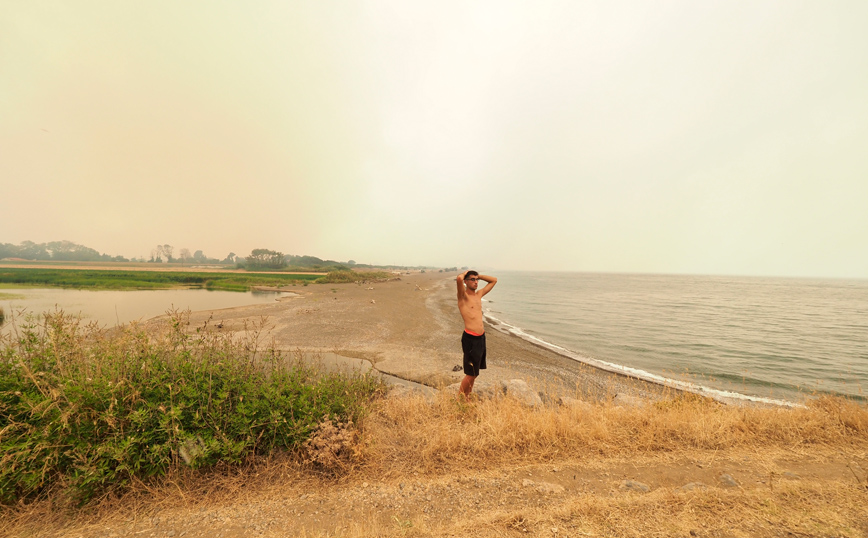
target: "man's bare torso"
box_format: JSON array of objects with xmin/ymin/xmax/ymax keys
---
[
  {"xmin": 458, "ymin": 292, "xmax": 485, "ymax": 334},
  {"xmin": 457, "ymin": 271, "xmax": 497, "ymax": 335}
]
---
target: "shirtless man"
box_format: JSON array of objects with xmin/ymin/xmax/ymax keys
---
[{"xmin": 456, "ymin": 270, "xmax": 497, "ymax": 400}]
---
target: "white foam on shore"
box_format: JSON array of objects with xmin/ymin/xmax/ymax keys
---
[{"xmin": 484, "ymin": 311, "xmax": 805, "ymax": 409}]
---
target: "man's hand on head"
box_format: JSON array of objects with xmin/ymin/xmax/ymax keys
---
[{"xmin": 457, "ymin": 271, "xmax": 468, "ymax": 297}]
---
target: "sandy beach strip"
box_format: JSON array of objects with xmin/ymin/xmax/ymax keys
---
[{"xmin": 175, "ymin": 271, "xmax": 667, "ymax": 402}]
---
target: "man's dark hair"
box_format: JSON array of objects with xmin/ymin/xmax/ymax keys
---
[{"xmin": 464, "ymin": 270, "xmax": 479, "ymax": 280}]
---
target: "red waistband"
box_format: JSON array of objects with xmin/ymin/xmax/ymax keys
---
[{"xmin": 464, "ymin": 329, "xmax": 484, "ymax": 337}]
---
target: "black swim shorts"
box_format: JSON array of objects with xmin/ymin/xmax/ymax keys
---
[{"xmin": 461, "ymin": 331, "xmax": 487, "ymax": 377}]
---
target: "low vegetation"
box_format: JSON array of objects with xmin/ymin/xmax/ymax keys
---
[
  {"xmin": 242, "ymin": 249, "xmax": 287, "ymax": 270},
  {"xmin": 317, "ymin": 270, "xmax": 394, "ymax": 284},
  {"xmin": 363, "ymin": 391, "xmax": 868, "ymax": 475},
  {"xmin": 0, "ymin": 268, "xmax": 398, "ymax": 292},
  {"xmin": 0, "ymin": 311, "xmax": 383, "ymax": 505},
  {"xmin": 0, "ymin": 268, "xmax": 321, "ymax": 291}
]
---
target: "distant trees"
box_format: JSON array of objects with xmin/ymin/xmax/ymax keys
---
[
  {"xmin": 156, "ymin": 247, "xmax": 223, "ymax": 264},
  {"xmin": 46, "ymin": 240, "xmax": 102, "ymax": 261},
  {"xmin": 149, "ymin": 245, "xmax": 173, "ymax": 263},
  {"xmin": 5, "ymin": 241, "xmax": 51, "ymax": 260},
  {"xmin": 148, "ymin": 244, "xmax": 187, "ymax": 263},
  {"xmin": 244, "ymin": 249, "xmax": 286, "ymax": 270},
  {"xmin": 283, "ymin": 255, "xmax": 349, "ymax": 271},
  {"xmin": 175, "ymin": 248, "xmax": 222, "ymax": 264},
  {"xmin": 287, "ymin": 255, "xmax": 325, "ymax": 266},
  {"xmin": 0, "ymin": 240, "xmax": 367, "ymax": 271},
  {"xmin": 0, "ymin": 240, "xmax": 128, "ymax": 262}
]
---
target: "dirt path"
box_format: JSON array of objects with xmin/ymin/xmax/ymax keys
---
[{"xmin": 26, "ymin": 447, "xmax": 868, "ymax": 537}]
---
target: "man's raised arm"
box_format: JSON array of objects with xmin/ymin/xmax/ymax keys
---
[
  {"xmin": 457, "ymin": 271, "xmax": 468, "ymax": 299},
  {"xmin": 478, "ymin": 274, "xmax": 497, "ymax": 297}
]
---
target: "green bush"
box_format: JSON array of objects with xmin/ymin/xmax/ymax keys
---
[
  {"xmin": 0, "ymin": 268, "xmax": 321, "ymax": 291},
  {"xmin": 0, "ymin": 311, "xmax": 383, "ymax": 504}
]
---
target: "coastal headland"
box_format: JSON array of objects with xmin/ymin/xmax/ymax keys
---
[{"xmin": 4, "ymin": 270, "xmax": 867, "ymax": 537}]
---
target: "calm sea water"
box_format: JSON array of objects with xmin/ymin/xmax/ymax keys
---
[
  {"xmin": 483, "ymin": 272, "xmax": 868, "ymax": 404},
  {"xmin": 0, "ymin": 288, "xmax": 289, "ymax": 334}
]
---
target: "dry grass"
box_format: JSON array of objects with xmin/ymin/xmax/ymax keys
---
[
  {"xmin": 2, "ymin": 390, "xmax": 867, "ymax": 537},
  {"xmin": 396, "ymin": 481, "xmax": 867, "ymax": 538},
  {"xmin": 358, "ymin": 392, "xmax": 868, "ymax": 477}
]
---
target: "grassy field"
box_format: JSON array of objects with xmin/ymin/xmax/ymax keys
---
[{"xmin": 0, "ymin": 268, "xmax": 392, "ymax": 291}]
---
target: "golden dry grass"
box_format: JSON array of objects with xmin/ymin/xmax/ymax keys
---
[
  {"xmin": 2, "ymin": 391, "xmax": 867, "ymax": 538},
  {"xmin": 359, "ymin": 392, "xmax": 868, "ymax": 477},
  {"xmin": 442, "ymin": 482, "xmax": 864, "ymax": 538}
]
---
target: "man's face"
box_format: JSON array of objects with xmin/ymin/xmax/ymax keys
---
[{"xmin": 465, "ymin": 275, "xmax": 479, "ymax": 290}]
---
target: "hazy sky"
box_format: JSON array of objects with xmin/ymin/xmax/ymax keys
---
[{"xmin": 3, "ymin": 1, "xmax": 867, "ymax": 278}]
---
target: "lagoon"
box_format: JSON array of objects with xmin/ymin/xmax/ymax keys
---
[{"xmin": 0, "ymin": 288, "xmax": 290, "ymax": 332}]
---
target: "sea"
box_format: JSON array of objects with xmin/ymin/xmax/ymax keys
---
[{"xmin": 482, "ymin": 272, "xmax": 868, "ymax": 406}]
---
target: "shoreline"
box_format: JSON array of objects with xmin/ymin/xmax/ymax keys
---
[
  {"xmin": 5, "ymin": 269, "xmax": 799, "ymax": 407},
  {"xmin": 485, "ymin": 313, "xmax": 805, "ymax": 408},
  {"xmin": 171, "ymin": 272, "xmax": 685, "ymax": 404}
]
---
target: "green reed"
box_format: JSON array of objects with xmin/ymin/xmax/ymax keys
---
[
  {"xmin": 0, "ymin": 268, "xmax": 321, "ymax": 291},
  {"xmin": 0, "ymin": 310, "xmax": 384, "ymax": 505}
]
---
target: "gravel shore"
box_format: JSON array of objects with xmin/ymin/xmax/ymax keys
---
[{"xmin": 178, "ymin": 271, "xmax": 667, "ymax": 401}]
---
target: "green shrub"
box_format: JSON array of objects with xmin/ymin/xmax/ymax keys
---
[
  {"xmin": 0, "ymin": 268, "xmax": 321, "ymax": 291},
  {"xmin": 0, "ymin": 311, "xmax": 383, "ymax": 504}
]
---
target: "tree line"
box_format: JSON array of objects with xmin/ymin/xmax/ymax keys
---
[
  {"xmin": 147, "ymin": 244, "xmax": 235, "ymax": 265},
  {"xmin": 1, "ymin": 241, "xmax": 392, "ymax": 272},
  {"xmin": 0, "ymin": 241, "xmax": 128, "ymax": 262},
  {"xmin": 238, "ymin": 249, "xmax": 354, "ymax": 271}
]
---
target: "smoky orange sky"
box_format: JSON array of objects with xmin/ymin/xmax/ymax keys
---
[{"xmin": 2, "ymin": 1, "xmax": 867, "ymax": 278}]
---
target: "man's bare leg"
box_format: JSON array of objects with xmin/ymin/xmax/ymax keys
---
[{"xmin": 458, "ymin": 375, "xmax": 477, "ymax": 401}]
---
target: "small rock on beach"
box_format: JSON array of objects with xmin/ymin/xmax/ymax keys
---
[{"xmin": 619, "ymin": 480, "xmax": 650, "ymax": 493}]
